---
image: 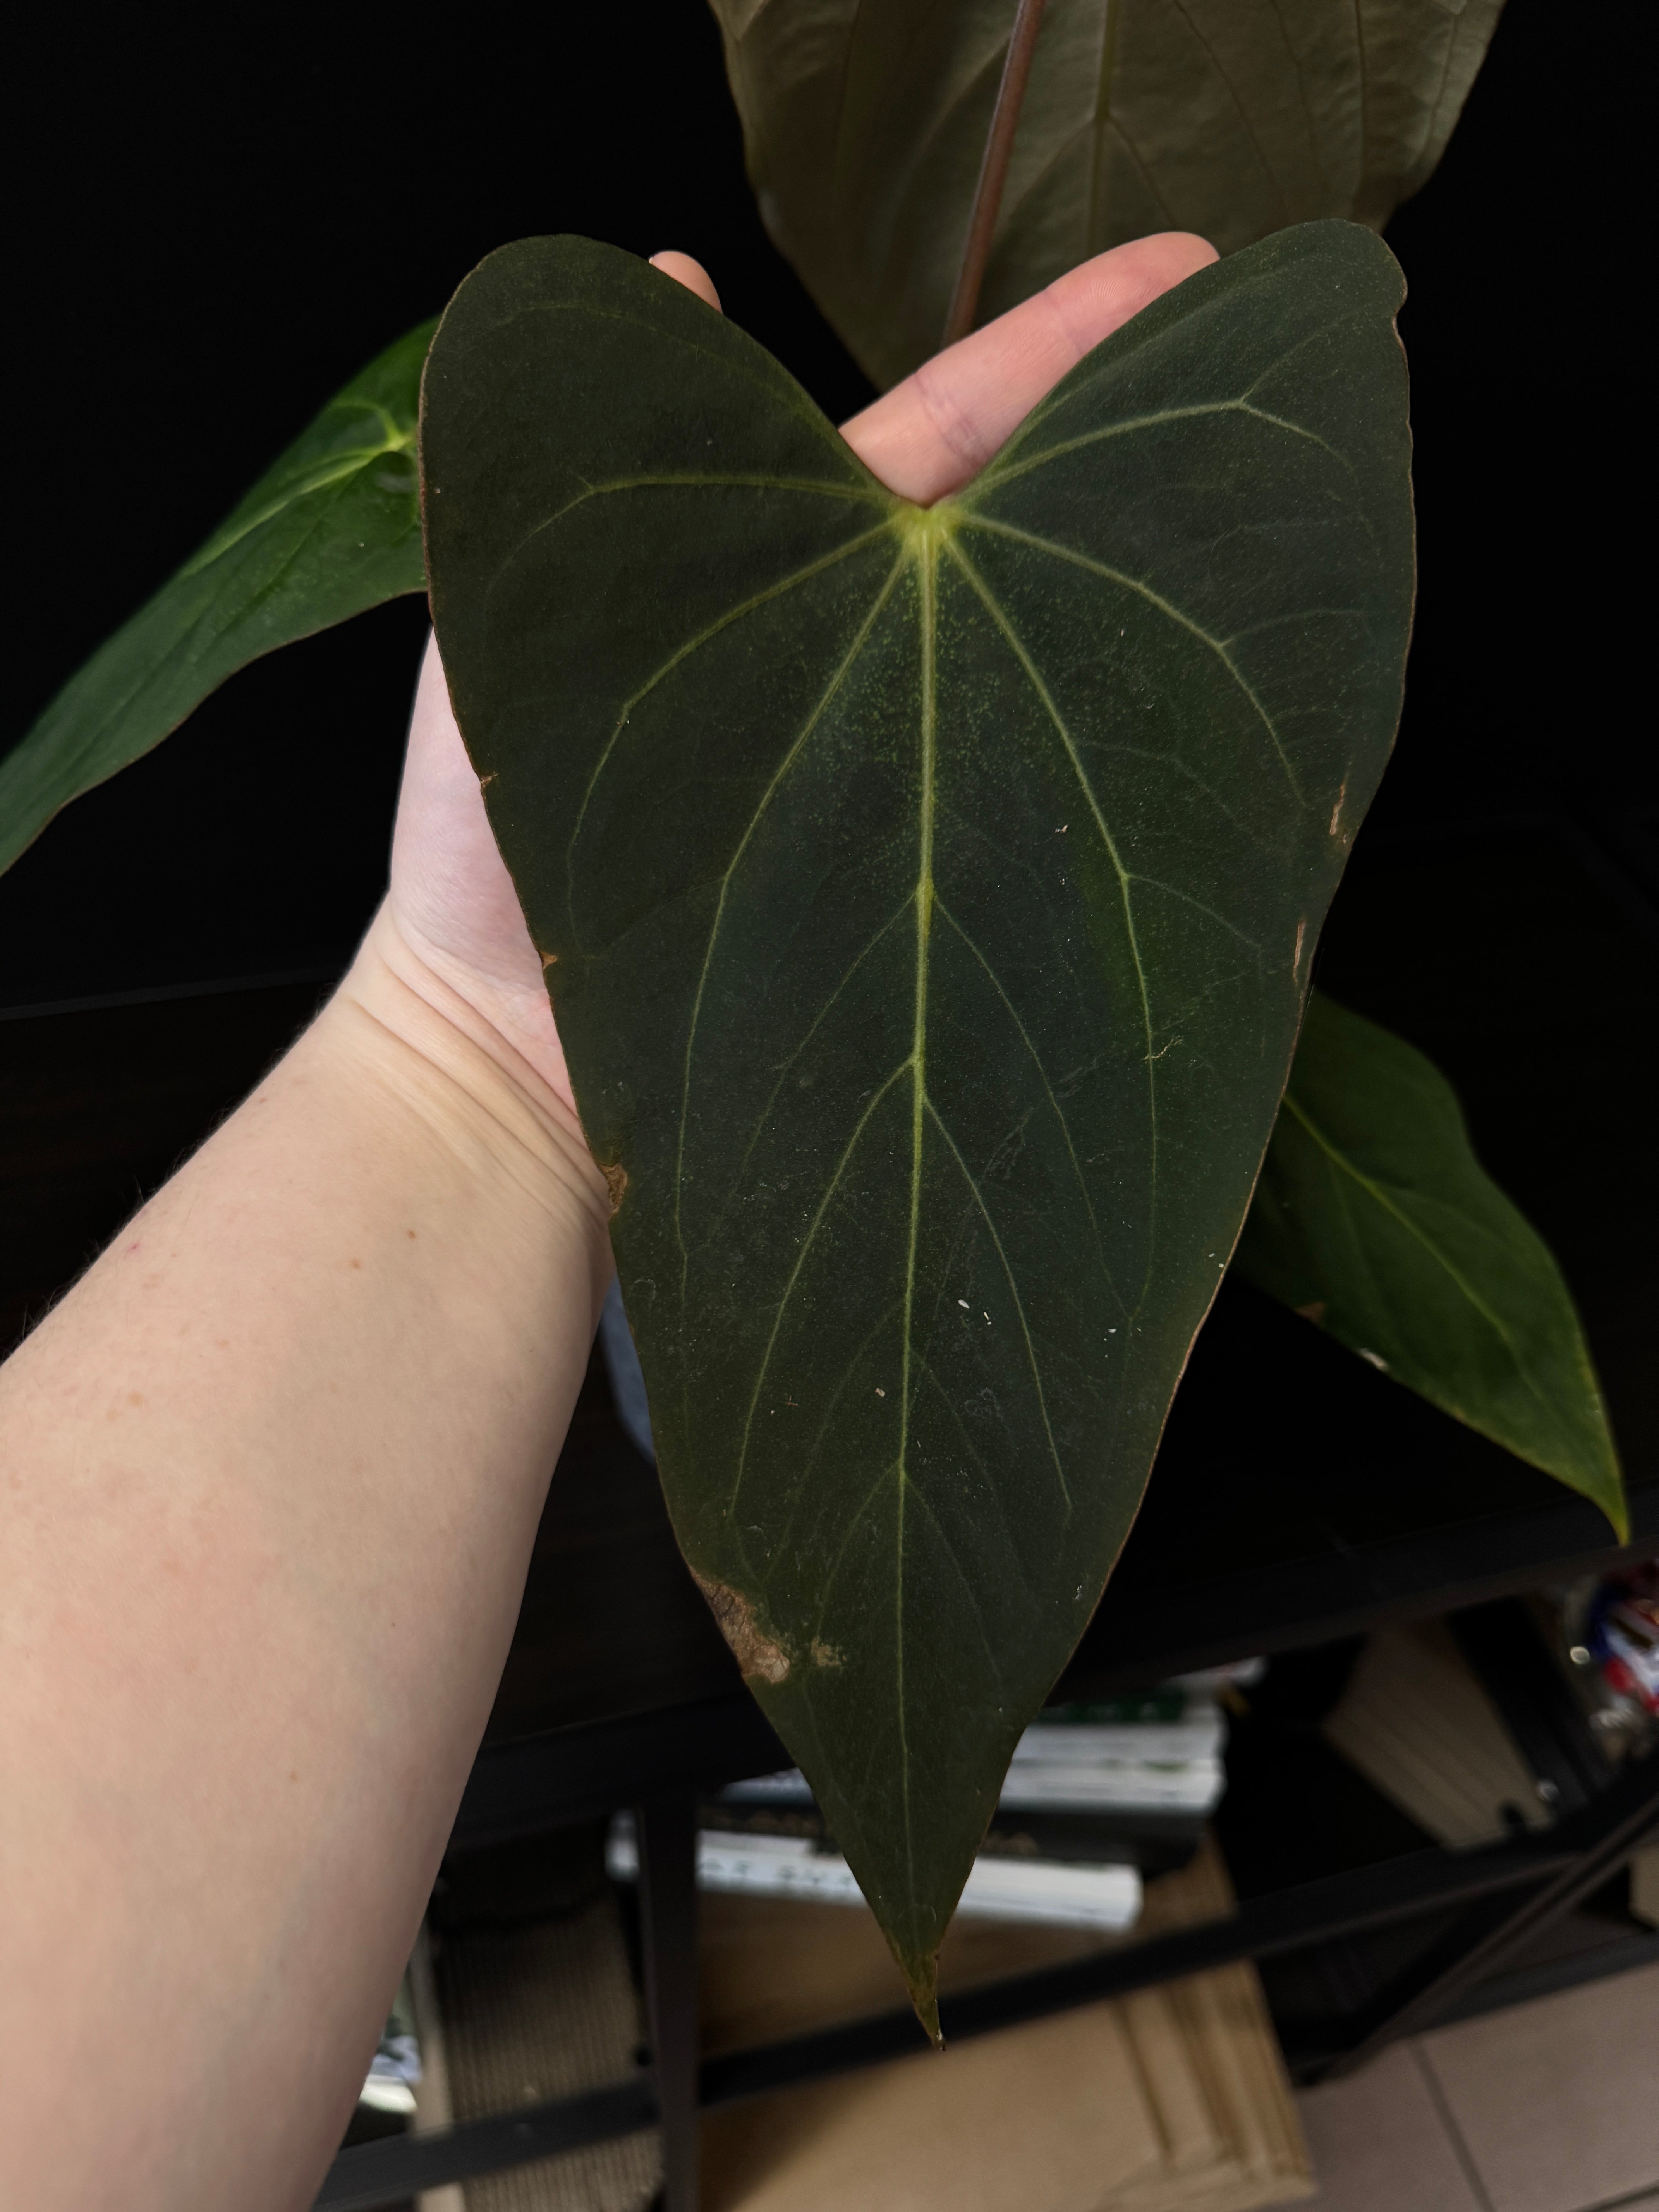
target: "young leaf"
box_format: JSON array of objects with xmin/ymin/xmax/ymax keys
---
[
  {"xmin": 711, "ymin": 0, "xmax": 1504, "ymax": 387},
  {"xmin": 1236, "ymin": 991, "xmax": 1627, "ymax": 1539},
  {"xmin": 0, "ymin": 320, "xmax": 435, "ymax": 874},
  {"xmin": 421, "ymin": 223, "xmax": 1413, "ymax": 2028}
]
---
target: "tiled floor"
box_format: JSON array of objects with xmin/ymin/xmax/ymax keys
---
[{"xmin": 1294, "ymin": 1960, "xmax": 1659, "ymax": 2212}]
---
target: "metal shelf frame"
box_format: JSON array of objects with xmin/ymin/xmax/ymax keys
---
[{"xmin": 315, "ymin": 1695, "xmax": 1659, "ymax": 2212}]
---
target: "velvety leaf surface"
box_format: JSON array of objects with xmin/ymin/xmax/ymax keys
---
[
  {"xmin": 1236, "ymin": 991, "xmax": 1627, "ymax": 1537},
  {"xmin": 0, "ymin": 321, "xmax": 434, "ymax": 874},
  {"xmin": 421, "ymin": 224, "xmax": 1413, "ymax": 2024},
  {"xmin": 711, "ymin": 0, "xmax": 1503, "ymax": 387}
]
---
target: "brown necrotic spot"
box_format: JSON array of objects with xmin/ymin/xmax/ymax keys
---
[
  {"xmin": 694, "ymin": 1573, "xmax": 790, "ymax": 1684},
  {"xmin": 603, "ymin": 1161, "xmax": 628, "ymax": 1214}
]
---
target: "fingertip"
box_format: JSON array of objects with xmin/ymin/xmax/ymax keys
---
[
  {"xmin": 841, "ymin": 230, "xmax": 1222, "ymax": 505},
  {"xmin": 649, "ymin": 251, "xmax": 722, "ymax": 314},
  {"xmin": 1147, "ymin": 230, "xmax": 1219, "ymax": 273},
  {"xmin": 1043, "ymin": 231, "xmax": 1217, "ymax": 349}
]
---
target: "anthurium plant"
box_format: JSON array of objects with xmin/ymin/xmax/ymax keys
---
[{"xmin": 2, "ymin": 0, "xmax": 1621, "ymax": 2028}]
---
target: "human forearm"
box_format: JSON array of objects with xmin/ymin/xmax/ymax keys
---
[{"xmin": 0, "ymin": 906, "xmax": 612, "ymax": 2211}]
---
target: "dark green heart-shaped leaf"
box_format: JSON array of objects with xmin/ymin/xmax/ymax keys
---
[
  {"xmin": 1236, "ymin": 991, "xmax": 1627, "ymax": 1538},
  {"xmin": 0, "ymin": 320, "xmax": 435, "ymax": 875},
  {"xmin": 422, "ymin": 222, "xmax": 1413, "ymax": 2025},
  {"xmin": 712, "ymin": 0, "xmax": 1502, "ymax": 386}
]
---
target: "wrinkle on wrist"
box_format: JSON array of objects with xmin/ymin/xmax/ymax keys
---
[{"xmin": 326, "ymin": 908, "xmax": 613, "ymax": 1304}]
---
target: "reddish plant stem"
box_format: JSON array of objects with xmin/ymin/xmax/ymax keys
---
[{"xmin": 942, "ymin": 0, "xmax": 1051, "ymax": 347}]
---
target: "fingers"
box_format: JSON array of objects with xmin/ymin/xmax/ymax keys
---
[
  {"xmin": 841, "ymin": 232, "xmax": 1218, "ymax": 505},
  {"xmin": 644, "ymin": 236, "xmax": 1214, "ymax": 505},
  {"xmin": 649, "ymin": 251, "xmax": 722, "ymax": 313}
]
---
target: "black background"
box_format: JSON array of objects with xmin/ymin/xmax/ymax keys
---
[{"xmin": 3, "ymin": 0, "xmax": 1648, "ymax": 1008}]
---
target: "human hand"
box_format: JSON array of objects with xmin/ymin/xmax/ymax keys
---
[{"xmin": 383, "ymin": 232, "xmax": 1218, "ymax": 1109}]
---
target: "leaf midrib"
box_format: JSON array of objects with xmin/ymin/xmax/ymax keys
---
[{"xmin": 182, "ymin": 405, "xmax": 417, "ymax": 575}]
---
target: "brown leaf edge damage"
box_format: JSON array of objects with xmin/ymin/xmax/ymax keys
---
[{"xmin": 692, "ymin": 1572, "xmax": 791, "ymax": 1684}]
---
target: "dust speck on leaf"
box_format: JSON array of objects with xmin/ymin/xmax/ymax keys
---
[
  {"xmin": 809, "ymin": 1638, "xmax": 843, "ymax": 1669},
  {"xmin": 694, "ymin": 1573, "xmax": 790, "ymax": 1683}
]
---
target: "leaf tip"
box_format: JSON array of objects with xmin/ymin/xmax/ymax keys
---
[{"xmin": 903, "ymin": 1958, "xmax": 944, "ymax": 2050}]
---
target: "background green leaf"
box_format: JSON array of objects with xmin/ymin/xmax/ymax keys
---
[
  {"xmin": 422, "ymin": 224, "xmax": 1413, "ymax": 2025},
  {"xmin": 0, "ymin": 320, "xmax": 435, "ymax": 876},
  {"xmin": 711, "ymin": 0, "xmax": 1504, "ymax": 387},
  {"xmin": 1236, "ymin": 989, "xmax": 1627, "ymax": 1537}
]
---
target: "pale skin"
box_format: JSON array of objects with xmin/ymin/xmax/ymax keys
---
[{"xmin": 0, "ymin": 229, "xmax": 1214, "ymax": 2211}]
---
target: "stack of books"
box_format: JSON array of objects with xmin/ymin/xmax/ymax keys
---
[
  {"xmin": 609, "ymin": 1680, "xmax": 1233, "ymax": 1934},
  {"xmin": 1002, "ymin": 1687, "xmax": 1227, "ymax": 1813}
]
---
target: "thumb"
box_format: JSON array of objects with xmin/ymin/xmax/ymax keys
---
[{"xmin": 648, "ymin": 251, "xmax": 722, "ymax": 313}]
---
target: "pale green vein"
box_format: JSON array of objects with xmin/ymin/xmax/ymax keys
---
[
  {"xmin": 970, "ymin": 394, "xmax": 1333, "ymax": 495},
  {"xmin": 1237, "ymin": 351, "xmax": 1364, "ymax": 488},
  {"xmin": 728, "ymin": 896, "xmax": 914, "ymax": 1202},
  {"xmin": 959, "ymin": 514, "xmax": 1305, "ymax": 802},
  {"xmin": 1222, "ymin": 606, "xmax": 1362, "ymax": 647},
  {"xmin": 676, "ymin": 550, "xmax": 909, "ymax": 1288},
  {"xmin": 906, "ymin": 1480, "xmax": 1009, "ymax": 1697},
  {"xmin": 729, "ymin": 1058, "xmax": 912, "ymax": 1518},
  {"xmin": 500, "ymin": 472, "xmax": 886, "ymax": 586},
  {"xmin": 912, "ymin": 1355, "xmax": 1044, "ymax": 1607},
  {"xmin": 897, "ymin": 536, "xmax": 937, "ymax": 1501},
  {"xmin": 943, "ymin": 534, "xmax": 1159, "ymax": 1284},
  {"xmin": 809, "ymin": 1452, "xmax": 907, "ymax": 1647},
  {"xmin": 924, "ymin": 1097, "xmax": 1072, "ymax": 1515},
  {"xmin": 565, "ymin": 523, "xmax": 892, "ymax": 910},
  {"xmin": 774, "ymin": 1298, "xmax": 908, "ymax": 1554},
  {"xmin": 1093, "ymin": 742, "xmax": 1278, "ymax": 860},
  {"xmin": 1237, "ymin": 398, "xmax": 1345, "ymax": 462},
  {"xmin": 934, "ymin": 896, "xmax": 1127, "ymax": 1318},
  {"xmin": 1128, "ymin": 873, "xmax": 1265, "ymax": 954},
  {"xmin": 912, "ymin": 1352, "xmax": 997, "ymax": 1492},
  {"xmin": 576, "ymin": 470, "xmax": 886, "ymax": 506},
  {"xmin": 894, "ymin": 529, "xmax": 939, "ymax": 1916}
]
